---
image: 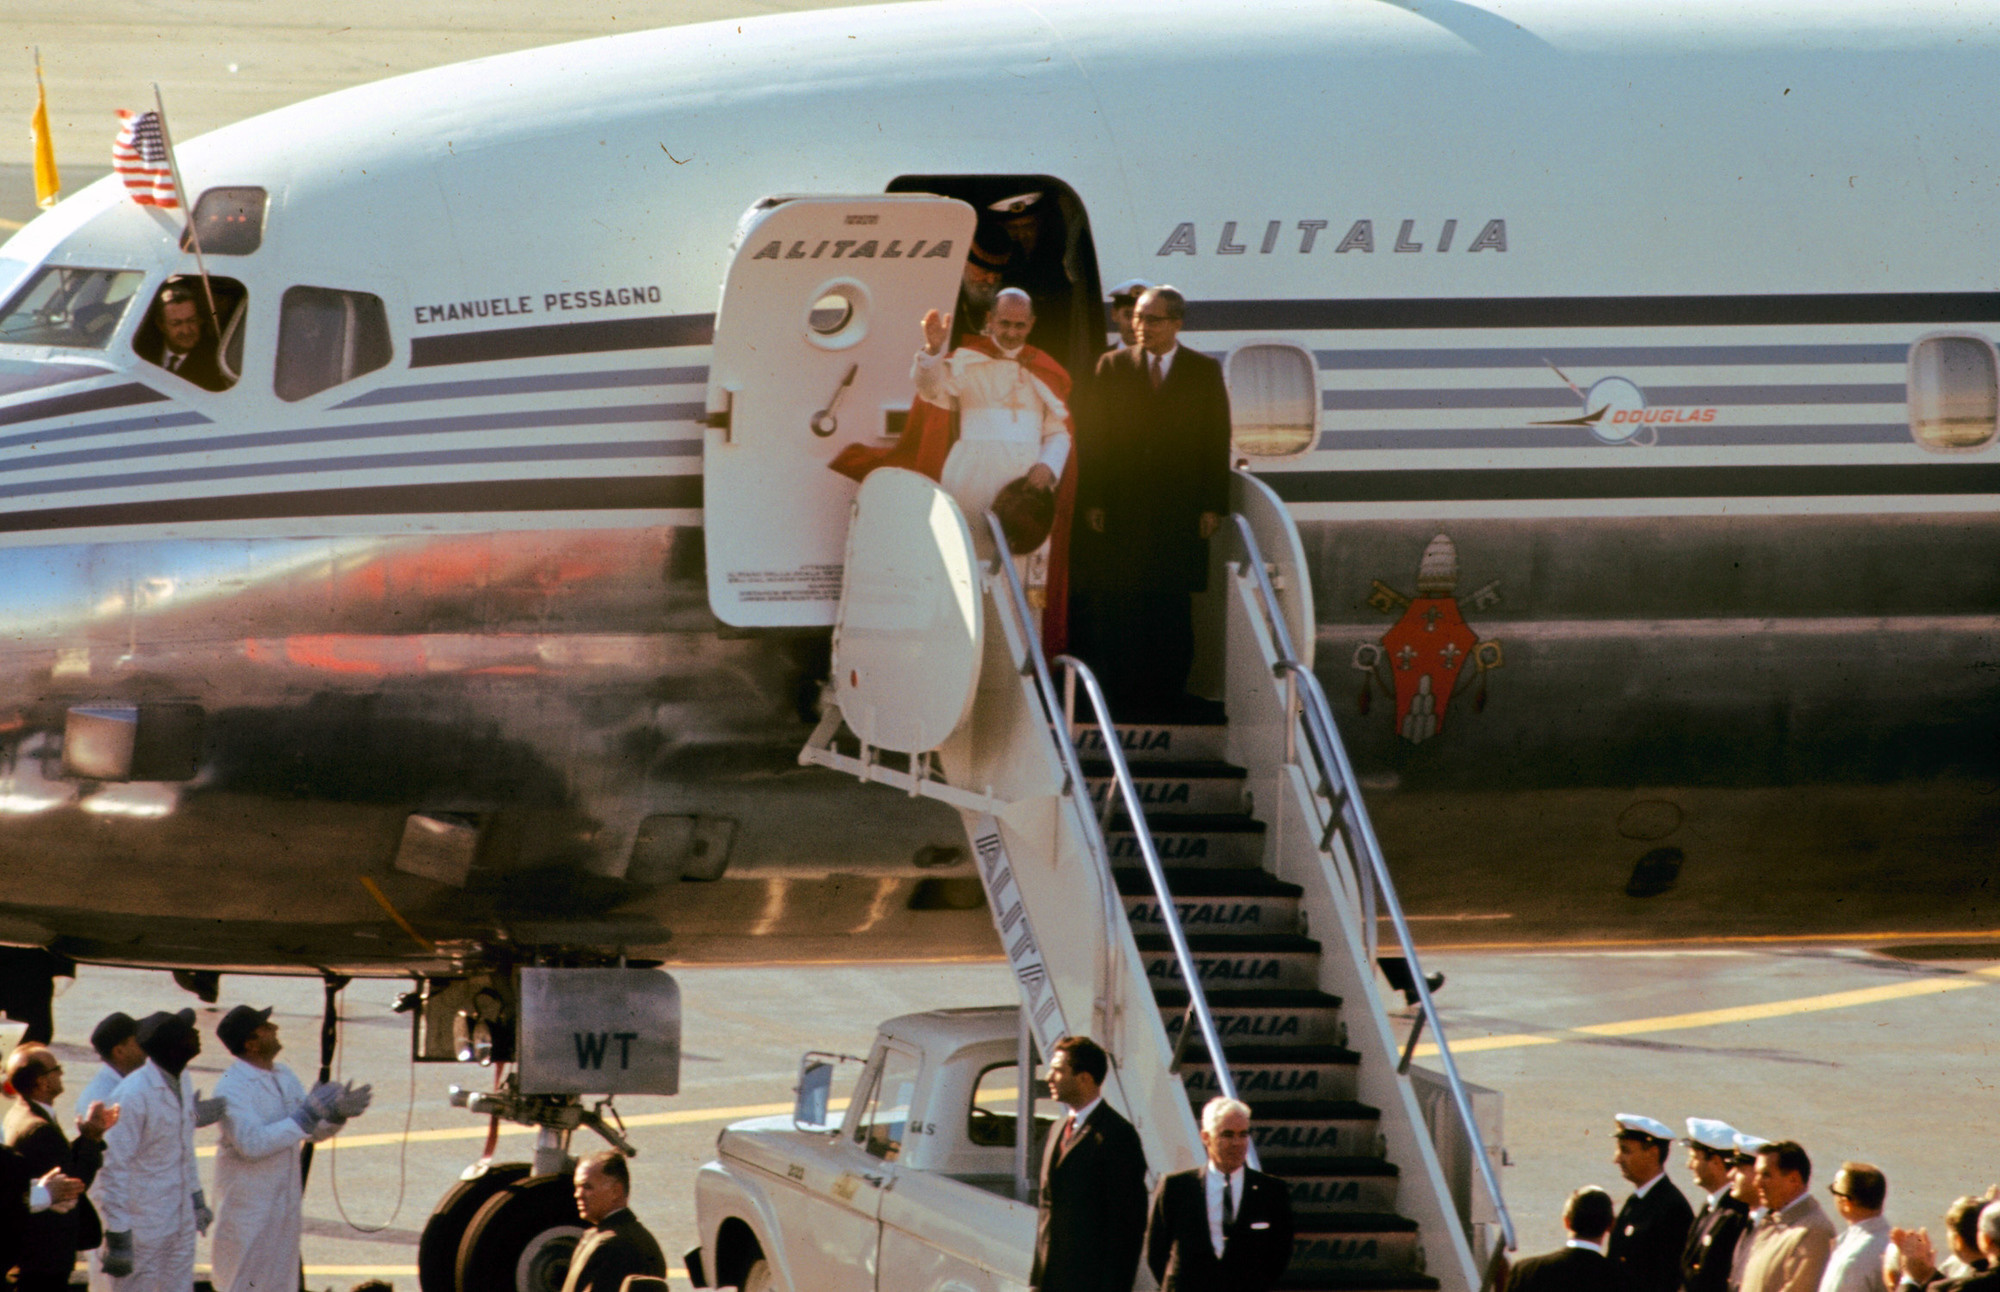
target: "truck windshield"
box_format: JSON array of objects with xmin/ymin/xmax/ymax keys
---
[{"xmin": 0, "ymin": 266, "xmax": 147, "ymax": 350}]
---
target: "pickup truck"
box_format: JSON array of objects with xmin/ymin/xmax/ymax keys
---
[{"xmin": 687, "ymin": 1005, "xmax": 1059, "ymax": 1292}]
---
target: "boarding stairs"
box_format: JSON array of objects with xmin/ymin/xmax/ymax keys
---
[{"xmin": 801, "ymin": 468, "xmax": 1514, "ymax": 1292}]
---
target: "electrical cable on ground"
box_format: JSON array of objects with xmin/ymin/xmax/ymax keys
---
[{"xmin": 325, "ymin": 983, "xmax": 417, "ymax": 1234}]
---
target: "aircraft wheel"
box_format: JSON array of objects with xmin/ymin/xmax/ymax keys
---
[
  {"xmin": 457, "ymin": 1172, "xmax": 588, "ymax": 1292},
  {"xmin": 418, "ymin": 1162, "xmax": 532, "ymax": 1292}
]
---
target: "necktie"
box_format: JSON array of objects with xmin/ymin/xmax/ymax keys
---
[
  {"xmin": 167, "ymin": 353, "xmax": 183, "ymax": 372},
  {"xmin": 1149, "ymin": 353, "xmax": 1163, "ymax": 390},
  {"xmin": 1061, "ymin": 1113, "xmax": 1082, "ymax": 1152},
  {"xmin": 1221, "ymin": 1175, "xmax": 1235, "ymax": 1231}
]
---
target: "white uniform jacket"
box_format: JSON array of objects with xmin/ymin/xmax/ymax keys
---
[
  {"xmin": 95, "ymin": 1060, "xmax": 200, "ymax": 1292},
  {"xmin": 210, "ymin": 1059, "xmax": 337, "ymax": 1292}
]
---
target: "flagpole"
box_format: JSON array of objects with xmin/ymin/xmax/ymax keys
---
[{"xmin": 150, "ymin": 82, "xmax": 217, "ymax": 322}]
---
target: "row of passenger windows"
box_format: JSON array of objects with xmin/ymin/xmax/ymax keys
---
[{"xmin": 1224, "ymin": 336, "xmax": 2000, "ymax": 456}]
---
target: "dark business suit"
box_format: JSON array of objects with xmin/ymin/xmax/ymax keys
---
[
  {"xmin": 1680, "ymin": 1193, "xmax": 1751, "ymax": 1292},
  {"xmin": 1145, "ymin": 1165, "xmax": 1294, "ymax": 1292},
  {"xmin": 134, "ymin": 333, "xmax": 230, "ymax": 392},
  {"xmin": 4, "ymin": 1098, "xmax": 103, "ymax": 1288},
  {"xmin": 1610, "ymin": 1178, "xmax": 1696, "ymax": 1292},
  {"xmin": 1070, "ymin": 343, "xmax": 1232, "ymax": 716},
  {"xmin": 558, "ymin": 1207, "xmax": 666, "ymax": 1292},
  {"xmin": 1032, "ymin": 1102, "xmax": 1149, "ymax": 1292},
  {"xmin": 1511, "ymin": 1245, "xmax": 1622, "ymax": 1292},
  {"xmin": 0, "ymin": 1142, "xmax": 30, "ymax": 1277}
]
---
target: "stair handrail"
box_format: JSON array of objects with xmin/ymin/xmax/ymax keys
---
[
  {"xmin": 1229, "ymin": 513, "xmax": 1516, "ymax": 1255},
  {"xmin": 982, "ymin": 513, "xmax": 1254, "ymax": 1166}
]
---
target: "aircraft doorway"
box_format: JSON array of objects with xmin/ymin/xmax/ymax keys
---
[{"xmin": 886, "ymin": 175, "xmax": 1107, "ymax": 380}]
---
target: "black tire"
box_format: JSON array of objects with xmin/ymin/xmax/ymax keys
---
[
  {"xmin": 417, "ymin": 1163, "xmax": 531, "ymax": 1292},
  {"xmin": 456, "ymin": 1172, "xmax": 589, "ymax": 1292}
]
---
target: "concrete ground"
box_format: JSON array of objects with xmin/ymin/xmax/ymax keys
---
[{"xmin": 11, "ymin": 944, "xmax": 1994, "ymax": 1288}]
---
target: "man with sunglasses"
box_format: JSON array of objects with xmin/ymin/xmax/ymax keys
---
[
  {"xmin": 1818, "ymin": 1164, "xmax": 1889, "ymax": 1292},
  {"xmin": 1071, "ymin": 284, "xmax": 1232, "ymax": 721}
]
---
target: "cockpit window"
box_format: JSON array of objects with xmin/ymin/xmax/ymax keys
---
[
  {"xmin": 0, "ymin": 267, "xmax": 145, "ymax": 350},
  {"xmin": 275, "ymin": 286, "xmax": 393, "ymax": 401},
  {"xmin": 133, "ymin": 274, "xmax": 247, "ymax": 392},
  {"xmin": 181, "ymin": 188, "xmax": 268, "ymax": 256}
]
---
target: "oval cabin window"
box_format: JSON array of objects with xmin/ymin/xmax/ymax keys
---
[
  {"xmin": 275, "ymin": 286, "xmax": 393, "ymax": 402},
  {"xmin": 1907, "ymin": 335, "xmax": 1998, "ymax": 452},
  {"xmin": 1226, "ymin": 344, "xmax": 1318, "ymax": 457}
]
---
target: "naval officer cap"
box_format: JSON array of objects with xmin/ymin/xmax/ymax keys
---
[
  {"xmin": 1685, "ymin": 1118, "xmax": 1740, "ymax": 1154},
  {"xmin": 1615, "ymin": 1113, "xmax": 1675, "ymax": 1146},
  {"xmin": 1106, "ymin": 277, "xmax": 1152, "ymax": 305},
  {"xmin": 1733, "ymin": 1130, "xmax": 1773, "ymax": 1159}
]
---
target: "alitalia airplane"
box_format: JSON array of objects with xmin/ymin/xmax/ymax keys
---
[{"xmin": 0, "ymin": 0, "xmax": 1994, "ymax": 1203}]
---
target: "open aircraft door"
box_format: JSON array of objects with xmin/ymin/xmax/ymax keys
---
[{"xmin": 704, "ymin": 195, "xmax": 976, "ymax": 627}]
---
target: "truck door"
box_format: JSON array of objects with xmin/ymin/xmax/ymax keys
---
[
  {"xmin": 704, "ymin": 195, "xmax": 976, "ymax": 627},
  {"xmin": 775, "ymin": 1040, "xmax": 920, "ymax": 1292}
]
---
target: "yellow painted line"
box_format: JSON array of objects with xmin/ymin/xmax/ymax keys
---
[
  {"xmin": 1415, "ymin": 962, "xmax": 2000, "ymax": 1057},
  {"xmin": 0, "ymin": 217, "xmax": 24, "ymax": 231},
  {"xmin": 1429, "ymin": 926, "xmax": 2000, "ymax": 951},
  {"xmin": 199, "ymin": 1098, "xmax": 846, "ymax": 1157}
]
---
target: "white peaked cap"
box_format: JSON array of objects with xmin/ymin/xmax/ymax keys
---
[
  {"xmin": 1615, "ymin": 1113, "xmax": 1675, "ymax": 1142},
  {"xmin": 1734, "ymin": 1130, "xmax": 1774, "ymax": 1155},
  {"xmin": 1685, "ymin": 1118, "xmax": 1740, "ymax": 1153}
]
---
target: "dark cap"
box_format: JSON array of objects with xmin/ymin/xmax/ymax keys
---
[
  {"xmin": 216, "ymin": 1004, "xmax": 274, "ymax": 1055},
  {"xmin": 968, "ymin": 221, "xmax": 1013, "ymax": 272},
  {"xmin": 135, "ymin": 1008, "xmax": 197, "ymax": 1049},
  {"xmin": 90, "ymin": 1011, "xmax": 139, "ymax": 1058}
]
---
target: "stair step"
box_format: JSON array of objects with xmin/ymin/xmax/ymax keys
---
[
  {"xmin": 1157, "ymin": 988, "xmax": 1346, "ymax": 1048},
  {"xmin": 1106, "ymin": 815, "xmax": 1267, "ymax": 869},
  {"xmin": 1180, "ymin": 1044, "xmax": 1361, "ymax": 1103},
  {"xmin": 1116, "ymin": 868, "xmax": 1297, "ymax": 898},
  {"xmin": 1288, "ymin": 1214, "xmax": 1423, "ymax": 1277},
  {"xmin": 1277, "ymin": 1276, "xmax": 1440, "ymax": 1292},
  {"xmin": 1265, "ymin": 1157, "xmax": 1402, "ymax": 1214},
  {"xmin": 1125, "ymin": 889, "xmax": 1300, "ymax": 936},
  {"xmin": 1242, "ymin": 1099, "xmax": 1383, "ymax": 1160},
  {"xmin": 1137, "ymin": 932, "xmax": 1323, "ymax": 991},
  {"xmin": 1072, "ymin": 722, "xmax": 1229, "ymax": 764},
  {"xmin": 1084, "ymin": 759, "xmax": 1248, "ymax": 815}
]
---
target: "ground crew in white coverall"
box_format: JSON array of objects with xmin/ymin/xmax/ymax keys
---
[
  {"xmin": 95, "ymin": 1009, "xmax": 209, "ymax": 1292},
  {"xmin": 211, "ymin": 1004, "xmax": 372, "ymax": 1292}
]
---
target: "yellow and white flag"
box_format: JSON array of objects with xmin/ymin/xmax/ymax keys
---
[{"xmin": 31, "ymin": 53, "xmax": 60, "ymax": 209}]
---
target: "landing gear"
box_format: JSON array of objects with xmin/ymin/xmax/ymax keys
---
[
  {"xmin": 418, "ymin": 1163, "xmax": 531, "ymax": 1292},
  {"xmin": 457, "ymin": 1174, "xmax": 588, "ymax": 1292}
]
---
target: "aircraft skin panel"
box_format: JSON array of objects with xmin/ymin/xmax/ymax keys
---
[{"xmin": 0, "ymin": 0, "xmax": 1995, "ymax": 972}]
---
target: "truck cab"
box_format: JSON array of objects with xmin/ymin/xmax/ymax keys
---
[{"xmin": 691, "ymin": 1006, "xmax": 1066, "ymax": 1292}]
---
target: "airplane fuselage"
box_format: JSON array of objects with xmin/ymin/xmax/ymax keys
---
[{"xmin": 0, "ymin": 0, "xmax": 1995, "ymax": 974}]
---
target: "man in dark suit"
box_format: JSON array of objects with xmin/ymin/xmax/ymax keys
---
[
  {"xmin": 1145, "ymin": 1096, "xmax": 1292, "ymax": 1292},
  {"xmin": 135, "ymin": 279, "xmax": 232, "ymax": 392},
  {"xmin": 1680, "ymin": 1119, "xmax": 1751, "ymax": 1292},
  {"xmin": 1610, "ymin": 1114, "xmax": 1697, "ymax": 1292},
  {"xmin": 1510, "ymin": 1187, "xmax": 1621, "ymax": 1292},
  {"xmin": 1033, "ymin": 1036, "xmax": 1148, "ymax": 1292},
  {"xmin": 1070, "ymin": 285, "xmax": 1232, "ymax": 720},
  {"xmin": 560, "ymin": 1150, "xmax": 665, "ymax": 1292},
  {"xmin": 4, "ymin": 1044, "xmax": 117, "ymax": 1291}
]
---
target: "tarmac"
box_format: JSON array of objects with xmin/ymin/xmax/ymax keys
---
[
  {"xmin": 11, "ymin": 945, "xmax": 1996, "ymax": 1288},
  {"xmin": 1, "ymin": 3, "xmax": 1995, "ymax": 1287}
]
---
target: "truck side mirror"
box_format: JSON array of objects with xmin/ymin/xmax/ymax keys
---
[{"xmin": 794, "ymin": 1056, "xmax": 837, "ymax": 1131}]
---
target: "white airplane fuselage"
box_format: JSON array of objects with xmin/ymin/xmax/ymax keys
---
[{"xmin": 0, "ymin": 0, "xmax": 1995, "ymax": 974}]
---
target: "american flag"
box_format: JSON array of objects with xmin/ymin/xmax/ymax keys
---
[{"xmin": 112, "ymin": 109, "xmax": 178, "ymax": 208}]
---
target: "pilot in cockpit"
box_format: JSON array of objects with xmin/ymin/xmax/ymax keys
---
[{"xmin": 134, "ymin": 278, "xmax": 233, "ymax": 392}]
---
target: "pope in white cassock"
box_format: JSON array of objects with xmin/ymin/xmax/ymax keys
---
[
  {"xmin": 208, "ymin": 1004, "xmax": 371, "ymax": 1292},
  {"xmin": 912, "ymin": 287, "xmax": 1071, "ymax": 556}
]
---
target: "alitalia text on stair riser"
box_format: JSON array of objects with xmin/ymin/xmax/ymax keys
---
[
  {"xmin": 1144, "ymin": 953, "xmax": 1321, "ymax": 989},
  {"xmin": 1160, "ymin": 1009, "xmax": 1345, "ymax": 1045},
  {"xmin": 1181, "ymin": 1065, "xmax": 1360, "ymax": 1101},
  {"xmin": 1125, "ymin": 897, "xmax": 1299, "ymax": 929}
]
